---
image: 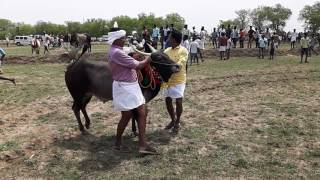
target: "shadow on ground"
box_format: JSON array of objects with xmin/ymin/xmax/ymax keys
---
[{"xmin": 52, "ymin": 129, "xmax": 173, "ymax": 171}]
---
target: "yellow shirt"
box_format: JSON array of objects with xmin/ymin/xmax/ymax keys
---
[
  {"xmin": 163, "ymin": 45, "xmax": 188, "ymax": 87},
  {"xmin": 300, "ymin": 37, "xmax": 309, "ymax": 49}
]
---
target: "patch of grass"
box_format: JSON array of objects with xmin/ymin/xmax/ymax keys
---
[
  {"xmin": 2, "ymin": 56, "xmax": 320, "ymax": 178},
  {"xmin": 0, "ymin": 140, "xmax": 20, "ymax": 152}
]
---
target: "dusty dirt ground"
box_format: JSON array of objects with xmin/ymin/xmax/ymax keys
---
[{"xmin": 0, "ymin": 53, "xmax": 320, "ymax": 179}]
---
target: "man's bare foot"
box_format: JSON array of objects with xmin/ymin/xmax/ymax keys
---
[{"xmin": 139, "ymin": 145, "xmax": 158, "ymax": 155}]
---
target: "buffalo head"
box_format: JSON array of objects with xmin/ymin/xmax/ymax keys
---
[{"xmin": 132, "ymin": 44, "xmax": 180, "ymax": 82}]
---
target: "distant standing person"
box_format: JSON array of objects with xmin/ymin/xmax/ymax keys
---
[
  {"xmin": 160, "ymin": 26, "xmax": 164, "ymax": 50},
  {"xmin": 189, "ymin": 38, "xmax": 199, "ymax": 65},
  {"xmin": 239, "ymin": 29, "xmax": 245, "ymax": 48},
  {"xmin": 152, "ymin": 24, "xmax": 160, "ymax": 49},
  {"xmin": 0, "ymin": 47, "xmax": 6, "ymax": 74},
  {"xmin": 265, "ymin": 28, "xmax": 271, "ymax": 47},
  {"xmin": 254, "ymin": 28, "xmax": 260, "ymax": 48},
  {"xmin": 258, "ymin": 35, "xmax": 268, "ymax": 59},
  {"xmin": 231, "ymin": 26, "xmax": 239, "ymax": 48},
  {"xmin": 247, "ymin": 26, "xmax": 255, "ymax": 48},
  {"xmin": 291, "ymin": 29, "xmax": 298, "ymax": 49},
  {"xmin": 211, "ymin": 28, "xmax": 218, "ymax": 49},
  {"xmin": 44, "ymin": 37, "xmax": 50, "ymax": 54},
  {"xmin": 5, "ymin": 36, "xmax": 9, "ymax": 47},
  {"xmin": 218, "ymin": 32, "xmax": 228, "ymax": 60},
  {"xmin": 195, "ymin": 37, "xmax": 203, "ymax": 61},
  {"xmin": 226, "ymin": 36, "xmax": 232, "ymax": 60},
  {"xmin": 269, "ymin": 36, "xmax": 275, "ymax": 60},
  {"xmin": 309, "ymin": 34, "xmax": 318, "ymax": 57},
  {"xmin": 300, "ymin": 33, "xmax": 310, "ymax": 63}
]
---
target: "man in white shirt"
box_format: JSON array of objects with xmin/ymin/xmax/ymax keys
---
[
  {"xmin": 291, "ymin": 29, "xmax": 298, "ymax": 49},
  {"xmin": 189, "ymin": 38, "xmax": 199, "ymax": 65},
  {"xmin": 231, "ymin": 26, "xmax": 239, "ymax": 48},
  {"xmin": 182, "ymin": 24, "xmax": 190, "ymax": 40},
  {"xmin": 218, "ymin": 25, "xmax": 226, "ymax": 37}
]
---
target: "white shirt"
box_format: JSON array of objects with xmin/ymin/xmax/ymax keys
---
[
  {"xmin": 190, "ymin": 41, "xmax": 199, "ymax": 54},
  {"xmin": 291, "ymin": 32, "xmax": 298, "ymax": 42},
  {"xmin": 200, "ymin": 30, "xmax": 206, "ymax": 40},
  {"xmin": 227, "ymin": 38, "xmax": 232, "ymax": 49},
  {"xmin": 181, "ymin": 40, "xmax": 190, "ymax": 52},
  {"xmin": 219, "ymin": 28, "xmax": 226, "ymax": 36},
  {"xmin": 182, "ymin": 28, "xmax": 190, "ymax": 38}
]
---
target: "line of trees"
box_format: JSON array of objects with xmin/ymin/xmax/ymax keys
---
[
  {"xmin": 1, "ymin": 2, "xmax": 320, "ymax": 39},
  {"xmin": 220, "ymin": 2, "xmax": 320, "ymax": 33},
  {"xmin": 0, "ymin": 13, "xmax": 185, "ymax": 39},
  {"xmin": 219, "ymin": 4, "xmax": 293, "ymax": 31}
]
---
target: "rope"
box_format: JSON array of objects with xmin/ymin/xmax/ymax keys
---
[{"xmin": 138, "ymin": 64, "xmax": 157, "ymax": 90}]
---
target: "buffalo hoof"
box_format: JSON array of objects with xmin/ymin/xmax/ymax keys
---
[
  {"xmin": 131, "ymin": 131, "xmax": 139, "ymax": 137},
  {"xmin": 85, "ymin": 123, "xmax": 90, "ymax": 129},
  {"xmin": 81, "ymin": 129, "xmax": 89, "ymax": 135}
]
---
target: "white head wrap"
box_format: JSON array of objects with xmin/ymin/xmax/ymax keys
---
[{"xmin": 107, "ymin": 30, "xmax": 126, "ymax": 45}]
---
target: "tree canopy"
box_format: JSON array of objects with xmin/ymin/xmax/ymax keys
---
[
  {"xmin": 299, "ymin": 2, "xmax": 320, "ymax": 32},
  {"xmin": 0, "ymin": 13, "xmax": 185, "ymax": 39}
]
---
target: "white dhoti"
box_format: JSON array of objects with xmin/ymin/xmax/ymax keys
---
[
  {"xmin": 112, "ymin": 81, "xmax": 145, "ymax": 111},
  {"xmin": 163, "ymin": 83, "xmax": 186, "ymax": 99},
  {"xmin": 219, "ymin": 46, "xmax": 226, "ymax": 52}
]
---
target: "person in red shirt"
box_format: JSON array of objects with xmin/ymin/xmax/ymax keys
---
[{"xmin": 239, "ymin": 29, "xmax": 245, "ymax": 48}]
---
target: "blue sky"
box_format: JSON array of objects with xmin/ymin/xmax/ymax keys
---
[{"xmin": 1, "ymin": 0, "xmax": 318, "ymax": 32}]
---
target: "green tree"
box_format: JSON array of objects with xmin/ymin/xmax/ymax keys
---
[
  {"xmin": 235, "ymin": 9, "xmax": 250, "ymax": 29},
  {"xmin": 299, "ymin": 2, "xmax": 320, "ymax": 32},
  {"xmin": 109, "ymin": 16, "xmax": 138, "ymax": 35},
  {"xmin": 66, "ymin": 21, "xmax": 81, "ymax": 34},
  {"xmin": 18, "ymin": 23, "xmax": 35, "ymax": 35},
  {"xmin": 264, "ymin": 4, "xmax": 292, "ymax": 30},
  {"xmin": 164, "ymin": 13, "xmax": 185, "ymax": 31},
  {"xmin": 219, "ymin": 19, "xmax": 236, "ymax": 28},
  {"xmin": 0, "ymin": 19, "xmax": 15, "ymax": 39},
  {"xmin": 82, "ymin": 18, "xmax": 109, "ymax": 37},
  {"xmin": 250, "ymin": 6, "xmax": 268, "ymax": 29}
]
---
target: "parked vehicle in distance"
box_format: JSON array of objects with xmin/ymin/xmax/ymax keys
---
[{"xmin": 14, "ymin": 36, "xmax": 32, "ymax": 46}]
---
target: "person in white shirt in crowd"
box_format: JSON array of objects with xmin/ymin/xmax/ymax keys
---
[
  {"xmin": 265, "ymin": 28, "xmax": 271, "ymax": 47},
  {"xmin": 192, "ymin": 26, "xmax": 198, "ymax": 38},
  {"xmin": 43, "ymin": 37, "xmax": 50, "ymax": 54},
  {"xmin": 199, "ymin": 26, "xmax": 206, "ymax": 59},
  {"xmin": 195, "ymin": 36, "xmax": 203, "ymax": 61},
  {"xmin": 182, "ymin": 24, "xmax": 191, "ymax": 40},
  {"xmin": 218, "ymin": 25, "xmax": 226, "ymax": 37},
  {"xmin": 152, "ymin": 24, "xmax": 160, "ymax": 49},
  {"xmin": 291, "ymin": 29, "xmax": 298, "ymax": 49},
  {"xmin": 5, "ymin": 36, "xmax": 9, "ymax": 47},
  {"xmin": 254, "ymin": 27, "xmax": 260, "ymax": 48},
  {"xmin": 181, "ymin": 35, "xmax": 190, "ymax": 71},
  {"xmin": 189, "ymin": 37, "xmax": 199, "ymax": 65},
  {"xmin": 231, "ymin": 26, "xmax": 239, "ymax": 48},
  {"xmin": 226, "ymin": 36, "xmax": 232, "ymax": 60},
  {"xmin": 258, "ymin": 34, "xmax": 268, "ymax": 59},
  {"xmin": 181, "ymin": 35, "xmax": 190, "ymax": 52}
]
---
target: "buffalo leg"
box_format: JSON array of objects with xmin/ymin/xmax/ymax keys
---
[
  {"xmin": 78, "ymin": 45, "xmax": 88, "ymax": 60},
  {"xmin": 72, "ymin": 102, "xmax": 85, "ymax": 132},
  {"xmin": 0, "ymin": 76, "xmax": 15, "ymax": 85},
  {"xmin": 131, "ymin": 110, "xmax": 139, "ymax": 136},
  {"xmin": 81, "ymin": 96, "xmax": 92, "ymax": 129}
]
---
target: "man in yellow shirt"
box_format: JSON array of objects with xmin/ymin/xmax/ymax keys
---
[
  {"xmin": 163, "ymin": 30, "xmax": 188, "ymax": 133},
  {"xmin": 300, "ymin": 33, "xmax": 310, "ymax": 63}
]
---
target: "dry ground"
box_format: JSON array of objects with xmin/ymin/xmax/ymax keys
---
[{"xmin": 0, "ymin": 55, "xmax": 320, "ymax": 179}]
